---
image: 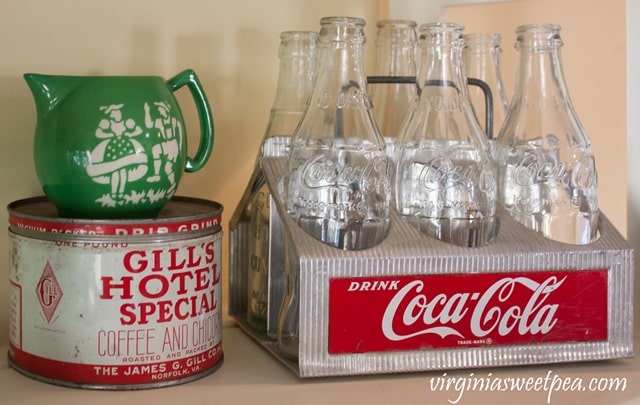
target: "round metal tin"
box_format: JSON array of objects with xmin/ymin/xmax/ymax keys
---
[{"xmin": 7, "ymin": 196, "xmax": 224, "ymax": 389}]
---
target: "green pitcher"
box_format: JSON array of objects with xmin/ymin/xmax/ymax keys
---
[{"xmin": 25, "ymin": 69, "xmax": 215, "ymax": 219}]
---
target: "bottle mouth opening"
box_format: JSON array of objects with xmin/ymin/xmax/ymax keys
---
[
  {"xmin": 279, "ymin": 31, "xmax": 319, "ymax": 58},
  {"xmin": 320, "ymin": 16, "xmax": 366, "ymax": 27},
  {"xmin": 319, "ymin": 17, "xmax": 367, "ymax": 44},
  {"xmin": 463, "ymin": 33, "xmax": 501, "ymax": 44},
  {"xmin": 516, "ymin": 23, "xmax": 561, "ymax": 34},
  {"xmin": 375, "ymin": 21, "xmax": 418, "ymax": 46},
  {"xmin": 280, "ymin": 31, "xmax": 319, "ymax": 41},
  {"xmin": 515, "ymin": 23, "xmax": 563, "ymax": 50},
  {"xmin": 376, "ymin": 19, "xmax": 418, "ymax": 29},
  {"xmin": 418, "ymin": 22, "xmax": 464, "ymax": 47},
  {"xmin": 419, "ymin": 22, "xmax": 464, "ymax": 33},
  {"xmin": 463, "ymin": 33, "xmax": 501, "ymax": 53}
]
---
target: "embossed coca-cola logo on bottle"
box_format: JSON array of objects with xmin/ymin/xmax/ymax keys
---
[
  {"xmin": 301, "ymin": 155, "xmax": 389, "ymax": 195},
  {"xmin": 513, "ymin": 153, "xmax": 571, "ymax": 186},
  {"xmin": 418, "ymin": 156, "xmax": 495, "ymax": 192}
]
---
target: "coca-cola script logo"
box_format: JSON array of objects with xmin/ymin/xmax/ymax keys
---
[
  {"xmin": 381, "ymin": 277, "xmax": 562, "ymax": 341},
  {"xmin": 300, "ymin": 155, "xmax": 389, "ymax": 195},
  {"xmin": 36, "ymin": 262, "xmax": 63, "ymax": 323},
  {"xmin": 328, "ymin": 271, "xmax": 607, "ymax": 354},
  {"xmin": 417, "ymin": 156, "xmax": 495, "ymax": 193},
  {"xmin": 513, "ymin": 153, "xmax": 571, "ymax": 187}
]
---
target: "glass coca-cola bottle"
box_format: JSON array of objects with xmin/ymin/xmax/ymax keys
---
[
  {"xmin": 279, "ymin": 16, "xmax": 391, "ymax": 359},
  {"xmin": 495, "ymin": 24, "xmax": 599, "ymax": 244},
  {"xmin": 229, "ymin": 31, "xmax": 317, "ymax": 335},
  {"xmin": 369, "ymin": 19, "xmax": 418, "ymax": 160},
  {"xmin": 284, "ymin": 17, "xmax": 391, "ymax": 251},
  {"xmin": 463, "ymin": 32, "xmax": 509, "ymax": 140},
  {"xmin": 394, "ymin": 22, "xmax": 498, "ymax": 247}
]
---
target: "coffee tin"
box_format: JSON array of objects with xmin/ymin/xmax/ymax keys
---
[{"xmin": 7, "ymin": 196, "xmax": 224, "ymax": 389}]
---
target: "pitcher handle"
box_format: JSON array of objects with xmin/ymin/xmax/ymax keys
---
[{"xmin": 167, "ymin": 69, "xmax": 215, "ymax": 172}]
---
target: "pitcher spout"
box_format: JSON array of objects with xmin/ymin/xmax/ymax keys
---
[{"xmin": 24, "ymin": 73, "xmax": 78, "ymax": 117}]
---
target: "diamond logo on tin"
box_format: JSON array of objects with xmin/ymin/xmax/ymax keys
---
[{"xmin": 36, "ymin": 262, "xmax": 63, "ymax": 322}]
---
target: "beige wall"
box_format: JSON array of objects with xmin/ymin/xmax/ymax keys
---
[{"xmin": 445, "ymin": 0, "xmax": 627, "ymax": 236}]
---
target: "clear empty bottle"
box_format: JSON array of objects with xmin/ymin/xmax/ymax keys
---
[
  {"xmin": 495, "ymin": 24, "xmax": 599, "ymax": 244},
  {"xmin": 463, "ymin": 33, "xmax": 509, "ymax": 140},
  {"xmin": 229, "ymin": 31, "xmax": 317, "ymax": 335},
  {"xmin": 369, "ymin": 19, "xmax": 418, "ymax": 159},
  {"xmin": 275, "ymin": 235, "xmax": 300, "ymax": 359},
  {"xmin": 284, "ymin": 16, "xmax": 391, "ymax": 251},
  {"xmin": 280, "ymin": 16, "xmax": 391, "ymax": 359},
  {"xmin": 394, "ymin": 22, "xmax": 498, "ymax": 247}
]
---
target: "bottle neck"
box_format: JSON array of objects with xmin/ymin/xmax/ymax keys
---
[
  {"xmin": 417, "ymin": 24, "xmax": 467, "ymax": 94},
  {"xmin": 463, "ymin": 34, "xmax": 501, "ymax": 81},
  {"xmin": 272, "ymin": 32, "xmax": 318, "ymax": 111},
  {"xmin": 410, "ymin": 23, "xmax": 488, "ymax": 145},
  {"xmin": 263, "ymin": 32, "xmax": 317, "ymax": 149},
  {"xmin": 374, "ymin": 20, "xmax": 417, "ymax": 76},
  {"xmin": 308, "ymin": 18, "xmax": 369, "ymax": 109},
  {"xmin": 512, "ymin": 25, "xmax": 570, "ymax": 106},
  {"xmin": 463, "ymin": 34, "xmax": 508, "ymax": 112},
  {"xmin": 272, "ymin": 57, "xmax": 317, "ymax": 110}
]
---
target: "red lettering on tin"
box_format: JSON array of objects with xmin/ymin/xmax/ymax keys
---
[
  {"xmin": 206, "ymin": 241, "xmax": 214, "ymax": 262},
  {"xmin": 119, "ymin": 288, "xmax": 217, "ymax": 325},
  {"xmin": 170, "ymin": 271, "xmax": 193, "ymax": 295},
  {"xmin": 168, "ymin": 248, "xmax": 186, "ymax": 271},
  {"xmin": 137, "ymin": 302, "xmax": 157, "ymax": 325},
  {"xmin": 97, "ymin": 328, "xmax": 155, "ymax": 356},
  {"xmin": 100, "ymin": 276, "xmax": 134, "ymax": 299},
  {"xmin": 152, "ymin": 249, "xmax": 163, "ymax": 272},
  {"xmin": 104, "ymin": 241, "xmax": 220, "ymax": 326},
  {"xmin": 119, "ymin": 303, "xmax": 137, "ymax": 325},
  {"xmin": 187, "ymin": 245, "xmax": 202, "ymax": 268},
  {"xmin": 139, "ymin": 274, "xmax": 170, "ymax": 299},
  {"xmin": 39, "ymin": 279, "xmax": 58, "ymax": 306},
  {"xmin": 194, "ymin": 267, "xmax": 210, "ymax": 291},
  {"xmin": 123, "ymin": 251, "xmax": 147, "ymax": 273},
  {"xmin": 214, "ymin": 264, "xmax": 220, "ymax": 286},
  {"xmin": 122, "ymin": 244, "xmax": 213, "ymax": 274},
  {"xmin": 36, "ymin": 262, "xmax": 64, "ymax": 322},
  {"xmin": 115, "ymin": 227, "xmax": 170, "ymax": 235}
]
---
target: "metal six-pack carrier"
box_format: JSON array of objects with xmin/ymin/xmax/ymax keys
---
[{"xmin": 230, "ymin": 156, "xmax": 634, "ymax": 378}]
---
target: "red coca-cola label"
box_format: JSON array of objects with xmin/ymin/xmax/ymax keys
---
[{"xmin": 328, "ymin": 270, "xmax": 608, "ymax": 354}]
